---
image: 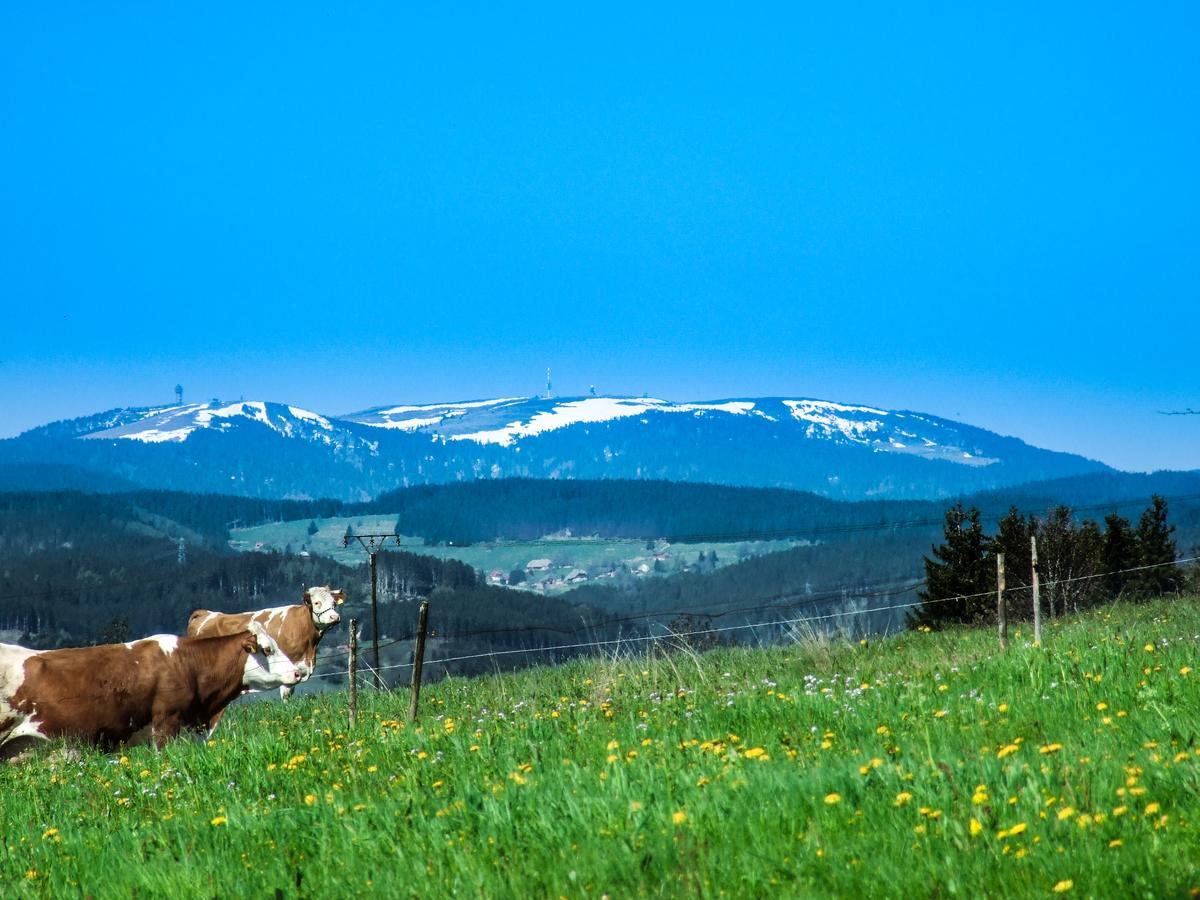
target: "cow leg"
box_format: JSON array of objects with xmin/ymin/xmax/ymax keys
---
[
  {"xmin": 151, "ymin": 713, "xmax": 183, "ymax": 749},
  {"xmin": 206, "ymin": 708, "xmax": 228, "ymax": 737}
]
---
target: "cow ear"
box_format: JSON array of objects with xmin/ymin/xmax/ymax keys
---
[
  {"xmin": 242, "ymin": 636, "xmax": 257, "ymax": 654},
  {"xmin": 333, "ymin": 590, "xmax": 346, "ymax": 605},
  {"xmin": 302, "ymin": 588, "xmax": 313, "ymax": 607}
]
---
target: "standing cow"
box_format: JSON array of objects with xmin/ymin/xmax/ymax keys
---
[
  {"xmin": 187, "ymin": 585, "xmax": 344, "ymax": 699},
  {"xmin": 0, "ymin": 624, "xmax": 299, "ymax": 759}
]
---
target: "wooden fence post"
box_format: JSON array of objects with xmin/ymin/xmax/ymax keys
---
[
  {"xmin": 1031, "ymin": 535, "xmax": 1043, "ymax": 646},
  {"xmin": 348, "ymin": 618, "xmax": 358, "ymax": 730},
  {"xmin": 408, "ymin": 599, "xmax": 430, "ymax": 723},
  {"xmin": 996, "ymin": 552, "xmax": 1007, "ymax": 650}
]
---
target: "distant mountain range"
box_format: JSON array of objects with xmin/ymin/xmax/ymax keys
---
[{"xmin": 0, "ymin": 395, "xmax": 1117, "ymax": 500}]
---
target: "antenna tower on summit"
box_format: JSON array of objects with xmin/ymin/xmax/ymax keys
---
[
  {"xmin": 175, "ymin": 384, "xmax": 183, "ymax": 404},
  {"xmin": 545, "ymin": 368, "xmax": 553, "ymax": 399}
]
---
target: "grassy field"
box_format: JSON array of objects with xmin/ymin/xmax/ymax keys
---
[
  {"xmin": 5, "ymin": 597, "xmax": 1200, "ymax": 897},
  {"xmin": 231, "ymin": 515, "xmax": 805, "ymax": 591}
]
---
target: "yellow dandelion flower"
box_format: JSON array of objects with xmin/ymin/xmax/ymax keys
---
[
  {"xmin": 630, "ymin": 801, "xmax": 643, "ymax": 812},
  {"xmin": 894, "ymin": 791, "xmax": 913, "ymax": 807},
  {"xmin": 1096, "ymin": 702, "xmax": 1108, "ymax": 710},
  {"xmin": 304, "ymin": 794, "xmax": 317, "ymax": 806},
  {"xmin": 1143, "ymin": 643, "xmax": 1154, "ymax": 653},
  {"xmin": 997, "ymin": 743, "xmax": 1020, "ymax": 758},
  {"xmin": 825, "ymin": 793, "xmax": 842, "ymax": 805},
  {"xmin": 25, "ymin": 869, "xmax": 38, "ymax": 880},
  {"xmin": 969, "ymin": 818, "xmax": 982, "ymax": 836},
  {"xmin": 41, "ymin": 828, "xmax": 59, "ymax": 840},
  {"xmin": 1145, "ymin": 802, "xmax": 1161, "ymax": 816},
  {"xmin": 998, "ymin": 702, "xmax": 1009, "ymax": 713},
  {"xmin": 211, "ymin": 816, "xmax": 228, "ymax": 826},
  {"xmin": 1040, "ymin": 743, "xmax": 1063, "ymax": 755},
  {"xmin": 1000, "ymin": 822, "xmax": 1027, "ymax": 838},
  {"xmin": 1112, "ymin": 805, "xmax": 1128, "ymax": 817},
  {"xmin": 672, "ymin": 810, "xmax": 687, "ymax": 825},
  {"xmin": 1052, "ymin": 879, "xmax": 1073, "ymax": 893},
  {"xmin": 1181, "ymin": 666, "xmax": 1192, "ymax": 676},
  {"xmin": 607, "ymin": 740, "xmax": 619, "ymax": 750},
  {"xmin": 1109, "ymin": 838, "xmax": 1122, "ymax": 848},
  {"xmin": 1057, "ymin": 807, "xmax": 1075, "ymax": 821}
]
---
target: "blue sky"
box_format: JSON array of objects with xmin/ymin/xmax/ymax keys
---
[{"xmin": 1, "ymin": 3, "xmax": 1197, "ymax": 472}]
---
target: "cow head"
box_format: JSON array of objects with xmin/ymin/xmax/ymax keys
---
[
  {"xmin": 241, "ymin": 622, "xmax": 302, "ymax": 691},
  {"xmin": 303, "ymin": 586, "xmax": 344, "ymax": 630}
]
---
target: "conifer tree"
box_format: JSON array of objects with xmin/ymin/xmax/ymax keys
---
[
  {"xmin": 1100, "ymin": 512, "xmax": 1137, "ymax": 597},
  {"xmin": 1131, "ymin": 495, "xmax": 1182, "ymax": 596},
  {"xmin": 914, "ymin": 503, "xmax": 991, "ymax": 626}
]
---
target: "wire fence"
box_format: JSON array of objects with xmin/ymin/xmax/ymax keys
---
[{"xmin": 307, "ymin": 555, "xmax": 1198, "ymax": 684}]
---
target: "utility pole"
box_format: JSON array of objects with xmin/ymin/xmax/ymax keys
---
[
  {"xmin": 177, "ymin": 537, "xmax": 186, "ymax": 567},
  {"xmin": 342, "ymin": 531, "xmax": 402, "ymax": 688}
]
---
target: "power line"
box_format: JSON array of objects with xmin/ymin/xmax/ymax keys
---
[{"xmin": 306, "ymin": 556, "xmax": 1197, "ymax": 680}]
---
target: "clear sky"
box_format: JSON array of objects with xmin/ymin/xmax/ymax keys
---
[{"xmin": 1, "ymin": 4, "xmax": 1197, "ymax": 472}]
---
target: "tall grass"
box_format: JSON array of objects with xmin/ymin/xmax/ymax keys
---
[{"xmin": 4, "ymin": 597, "xmax": 1200, "ymax": 897}]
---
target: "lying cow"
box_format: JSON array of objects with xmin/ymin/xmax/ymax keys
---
[
  {"xmin": 187, "ymin": 585, "xmax": 344, "ymax": 699},
  {"xmin": 0, "ymin": 624, "xmax": 299, "ymax": 760}
]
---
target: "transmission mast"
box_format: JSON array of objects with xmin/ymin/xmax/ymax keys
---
[{"xmin": 175, "ymin": 384, "xmax": 183, "ymax": 404}]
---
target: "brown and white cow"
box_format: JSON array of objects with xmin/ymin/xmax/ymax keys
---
[
  {"xmin": 0, "ymin": 624, "xmax": 299, "ymax": 760},
  {"xmin": 187, "ymin": 585, "xmax": 344, "ymax": 699}
]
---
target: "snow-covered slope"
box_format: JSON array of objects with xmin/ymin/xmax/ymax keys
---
[
  {"xmin": 81, "ymin": 400, "xmax": 340, "ymax": 445},
  {"xmin": 0, "ymin": 395, "xmax": 1111, "ymax": 500},
  {"xmin": 343, "ymin": 396, "xmax": 1001, "ymax": 466}
]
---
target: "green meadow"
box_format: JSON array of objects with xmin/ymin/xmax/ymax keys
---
[{"xmin": 4, "ymin": 597, "xmax": 1200, "ymax": 897}]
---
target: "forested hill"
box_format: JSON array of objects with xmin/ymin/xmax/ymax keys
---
[
  {"xmin": 119, "ymin": 475, "xmax": 1200, "ymax": 547},
  {"xmin": 361, "ymin": 479, "xmax": 941, "ymax": 544},
  {"xmin": 0, "ymin": 492, "xmax": 616, "ymax": 656},
  {"xmin": 67, "ymin": 480, "xmax": 945, "ymax": 546},
  {"xmin": 0, "ymin": 481, "xmax": 943, "ymax": 548}
]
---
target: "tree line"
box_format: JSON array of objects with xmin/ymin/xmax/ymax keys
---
[{"xmin": 914, "ymin": 495, "xmax": 1189, "ymax": 626}]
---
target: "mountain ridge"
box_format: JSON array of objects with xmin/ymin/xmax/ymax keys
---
[{"xmin": 0, "ymin": 394, "xmax": 1115, "ymax": 501}]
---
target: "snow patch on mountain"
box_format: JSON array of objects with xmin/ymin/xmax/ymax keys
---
[
  {"xmin": 348, "ymin": 398, "xmax": 526, "ymax": 431},
  {"xmin": 83, "ymin": 401, "xmax": 340, "ymax": 444},
  {"xmin": 784, "ymin": 399, "xmax": 889, "ymax": 443},
  {"xmin": 446, "ymin": 397, "xmax": 760, "ymax": 447}
]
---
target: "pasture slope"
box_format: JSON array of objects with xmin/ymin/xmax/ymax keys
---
[{"xmin": 4, "ymin": 598, "xmax": 1200, "ymax": 898}]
